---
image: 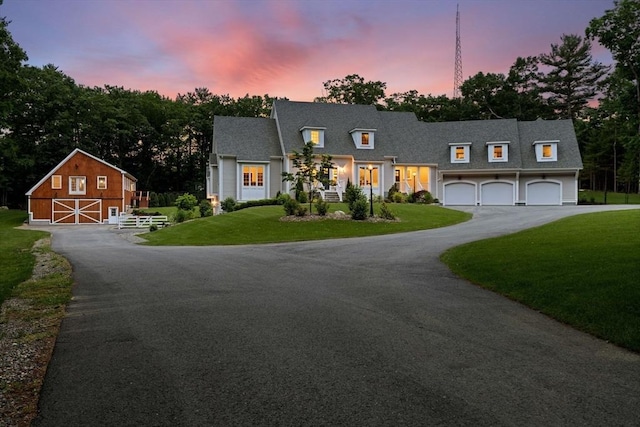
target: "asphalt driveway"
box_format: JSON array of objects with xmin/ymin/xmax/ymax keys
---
[{"xmin": 34, "ymin": 205, "xmax": 640, "ymax": 426}]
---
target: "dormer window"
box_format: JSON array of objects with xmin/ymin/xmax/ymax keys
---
[
  {"xmin": 449, "ymin": 142, "xmax": 471, "ymax": 163},
  {"xmin": 350, "ymin": 128, "xmax": 376, "ymax": 149},
  {"xmin": 300, "ymin": 126, "xmax": 325, "ymax": 148},
  {"xmin": 533, "ymin": 140, "xmax": 558, "ymax": 162},
  {"xmin": 486, "ymin": 141, "xmax": 509, "ymax": 162}
]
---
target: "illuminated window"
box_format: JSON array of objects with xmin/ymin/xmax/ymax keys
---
[
  {"xmin": 97, "ymin": 176, "xmax": 107, "ymax": 190},
  {"xmin": 350, "ymin": 128, "xmax": 375, "ymax": 149},
  {"xmin": 534, "ymin": 141, "xmax": 558, "ymax": 162},
  {"xmin": 69, "ymin": 176, "xmax": 86, "ymax": 195},
  {"xmin": 310, "ymin": 130, "xmax": 320, "ymax": 144},
  {"xmin": 243, "ymin": 166, "xmax": 264, "ymax": 187},
  {"xmin": 300, "ymin": 127, "xmax": 325, "ymax": 147},
  {"xmin": 450, "ymin": 143, "xmax": 470, "ymax": 163},
  {"xmin": 51, "ymin": 175, "xmax": 62, "ymax": 189},
  {"xmin": 487, "ymin": 142, "xmax": 509, "ymax": 162}
]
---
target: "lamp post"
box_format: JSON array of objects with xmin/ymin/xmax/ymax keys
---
[
  {"xmin": 413, "ymin": 172, "xmax": 417, "ymax": 193},
  {"xmin": 368, "ymin": 164, "xmax": 374, "ymax": 217}
]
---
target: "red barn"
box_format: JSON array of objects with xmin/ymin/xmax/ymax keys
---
[{"xmin": 26, "ymin": 149, "xmax": 147, "ymax": 225}]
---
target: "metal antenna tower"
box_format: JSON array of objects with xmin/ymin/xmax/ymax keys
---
[{"xmin": 453, "ymin": 4, "xmax": 463, "ymax": 99}]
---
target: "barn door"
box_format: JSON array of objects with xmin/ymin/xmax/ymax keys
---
[{"xmin": 52, "ymin": 199, "xmax": 102, "ymax": 224}]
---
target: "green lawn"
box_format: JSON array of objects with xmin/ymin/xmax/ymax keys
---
[
  {"xmin": 441, "ymin": 210, "xmax": 640, "ymax": 352},
  {"xmin": 140, "ymin": 203, "xmax": 471, "ymax": 245},
  {"xmin": 579, "ymin": 190, "xmax": 640, "ymax": 204},
  {"xmin": 0, "ymin": 210, "xmax": 48, "ymax": 305}
]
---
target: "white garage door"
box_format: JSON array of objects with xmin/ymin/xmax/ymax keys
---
[
  {"xmin": 527, "ymin": 181, "xmax": 561, "ymax": 205},
  {"xmin": 444, "ymin": 182, "xmax": 476, "ymax": 206},
  {"xmin": 481, "ymin": 182, "xmax": 514, "ymax": 205}
]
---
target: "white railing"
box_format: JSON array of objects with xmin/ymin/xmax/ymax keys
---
[{"xmin": 118, "ymin": 214, "xmax": 169, "ymax": 229}]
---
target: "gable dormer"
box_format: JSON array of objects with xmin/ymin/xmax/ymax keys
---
[
  {"xmin": 300, "ymin": 126, "xmax": 326, "ymax": 148},
  {"xmin": 533, "ymin": 140, "xmax": 558, "ymax": 162},
  {"xmin": 349, "ymin": 128, "xmax": 376, "ymax": 149}
]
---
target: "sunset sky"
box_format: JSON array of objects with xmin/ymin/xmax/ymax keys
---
[{"xmin": 3, "ymin": 0, "xmax": 616, "ymax": 101}]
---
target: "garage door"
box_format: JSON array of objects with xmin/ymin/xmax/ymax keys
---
[
  {"xmin": 444, "ymin": 182, "xmax": 476, "ymax": 206},
  {"xmin": 526, "ymin": 182, "xmax": 561, "ymax": 205},
  {"xmin": 481, "ymin": 182, "xmax": 514, "ymax": 205},
  {"xmin": 52, "ymin": 199, "xmax": 102, "ymax": 224}
]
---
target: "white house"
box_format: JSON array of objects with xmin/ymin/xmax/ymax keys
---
[{"xmin": 206, "ymin": 100, "xmax": 583, "ymax": 208}]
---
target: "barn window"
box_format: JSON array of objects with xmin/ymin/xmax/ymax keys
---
[
  {"xmin": 69, "ymin": 176, "xmax": 86, "ymax": 195},
  {"xmin": 51, "ymin": 175, "xmax": 62, "ymax": 189},
  {"xmin": 97, "ymin": 176, "xmax": 107, "ymax": 190}
]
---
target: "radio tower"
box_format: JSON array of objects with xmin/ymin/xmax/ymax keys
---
[{"xmin": 453, "ymin": 4, "xmax": 463, "ymax": 99}]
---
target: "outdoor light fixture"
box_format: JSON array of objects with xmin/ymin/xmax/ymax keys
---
[{"xmin": 368, "ymin": 164, "xmax": 374, "ymax": 217}]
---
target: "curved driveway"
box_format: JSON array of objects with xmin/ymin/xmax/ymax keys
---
[{"xmin": 35, "ymin": 206, "xmax": 640, "ymax": 426}]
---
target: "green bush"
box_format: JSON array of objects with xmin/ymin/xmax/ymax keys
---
[
  {"xmin": 175, "ymin": 193, "xmax": 198, "ymax": 211},
  {"xmin": 408, "ymin": 190, "xmax": 433, "ymax": 204},
  {"xmin": 149, "ymin": 224, "xmax": 158, "ymax": 232},
  {"xmin": 198, "ymin": 199, "xmax": 213, "ymax": 217},
  {"xmin": 174, "ymin": 209, "xmax": 193, "ymax": 223},
  {"xmin": 221, "ymin": 197, "xmax": 237, "ymax": 213},
  {"xmin": 378, "ymin": 202, "xmax": 396, "ymax": 220},
  {"xmin": 235, "ymin": 198, "xmax": 279, "ymax": 211},
  {"xmin": 345, "ymin": 185, "xmax": 365, "ymax": 212},
  {"xmin": 149, "ymin": 192, "xmax": 160, "ymax": 207},
  {"xmin": 277, "ymin": 192, "xmax": 291, "ymax": 204},
  {"xmin": 387, "ymin": 183, "xmax": 399, "ymax": 201},
  {"xmin": 350, "ymin": 196, "xmax": 368, "ymax": 220},
  {"xmin": 298, "ymin": 190, "xmax": 308, "ymax": 204},
  {"xmin": 295, "ymin": 205, "xmax": 308, "ymax": 217},
  {"xmin": 283, "ymin": 198, "xmax": 300, "ymax": 216},
  {"xmin": 392, "ymin": 192, "xmax": 406, "ymax": 203},
  {"xmin": 315, "ymin": 197, "xmax": 329, "ymax": 216}
]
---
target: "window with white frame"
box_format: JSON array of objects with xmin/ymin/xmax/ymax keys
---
[
  {"xmin": 242, "ymin": 165, "xmax": 264, "ymax": 187},
  {"xmin": 533, "ymin": 140, "xmax": 558, "ymax": 162},
  {"xmin": 97, "ymin": 176, "xmax": 107, "ymax": 190},
  {"xmin": 449, "ymin": 143, "xmax": 471, "ymax": 163},
  {"xmin": 350, "ymin": 128, "xmax": 376, "ymax": 149},
  {"xmin": 69, "ymin": 176, "xmax": 86, "ymax": 195},
  {"xmin": 51, "ymin": 175, "xmax": 62, "ymax": 189},
  {"xmin": 300, "ymin": 126, "xmax": 325, "ymax": 148},
  {"xmin": 487, "ymin": 141, "xmax": 509, "ymax": 162}
]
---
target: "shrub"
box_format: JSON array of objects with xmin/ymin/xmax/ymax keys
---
[
  {"xmin": 283, "ymin": 198, "xmax": 300, "ymax": 216},
  {"xmin": 387, "ymin": 183, "xmax": 399, "ymax": 201},
  {"xmin": 173, "ymin": 209, "xmax": 191, "ymax": 223},
  {"xmin": 315, "ymin": 197, "xmax": 329, "ymax": 216},
  {"xmin": 378, "ymin": 202, "xmax": 396, "ymax": 220},
  {"xmin": 298, "ymin": 190, "xmax": 308, "ymax": 204},
  {"xmin": 350, "ymin": 196, "xmax": 368, "ymax": 220},
  {"xmin": 276, "ymin": 192, "xmax": 290, "ymax": 204},
  {"xmin": 235, "ymin": 198, "xmax": 279, "ymax": 211},
  {"xmin": 295, "ymin": 205, "xmax": 308, "ymax": 217},
  {"xmin": 198, "ymin": 199, "xmax": 213, "ymax": 217},
  {"xmin": 149, "ymin": 192, "xmax": 160, "ymax": 207},
  {"xmin": 392, "ymin": 192, "xmax": 406, "ymax": 203},
  {"xmin": 408, "ymin": 190, "xmax": 433, "ymax": 204},
  {"xmin": 175, "ymin": 193, "xmax": 198, "ymax": 211},
  {"xmin": 149, "ymin": 224, "xmax": 158, "ymax": 232},
  {"xmin": 221, "ymin": 197, "xmax": 236, "ymax": 213},
  {"xmin": 345, "ymin": 185, "xmax": 365, "ymax": 212}
]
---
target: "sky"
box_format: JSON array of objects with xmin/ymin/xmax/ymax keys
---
[{"xmin": 2, "ymin": 0, "xmax": 616, "ymax": 101}]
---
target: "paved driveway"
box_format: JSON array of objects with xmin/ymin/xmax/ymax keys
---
[{"xmin": 34, "ymin": 206, "xmax": 640, "ymax": 426}]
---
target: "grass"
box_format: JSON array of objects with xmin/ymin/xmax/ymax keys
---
[
  {"xmin": 0, "ymin": 210, "xmax": 73, "ymax": 425},
  {"xmin": 0, "ymin": 211, "xmax": 48, "ymax": 306},
  {"xmin": 441, "ymin": 209, "xmax": 640, "ymax": 352},
  {"xmin": 140, "ymin": 203, "xmax": 471, "ymax": 245},
  {"xmin": 579, "ymin": 190, "xmax": 640, "ymax": 204}
]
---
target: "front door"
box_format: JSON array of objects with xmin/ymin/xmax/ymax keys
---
[
  {"xmin": 108, "ymin": 206, "xmax": 119, "ymax": 224},
  {"xmin": 358, "ymin": 166, "xmax": 379, "ymax": 198}
]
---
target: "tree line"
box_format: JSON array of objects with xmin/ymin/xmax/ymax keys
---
[{"xmin": 1, "ymin": 0, "xmax": 638, "ymax": 207}]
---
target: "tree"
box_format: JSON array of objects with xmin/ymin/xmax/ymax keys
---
[
  {"xmin": 315, "ymin": 74, "xmax": 387, "ymax": 107},
  {"xmin": 539, "ymin": 34, "xmax": 609, "ymax": 119},
  {"xmin": 588, "ymin": 0, "xmax": 640, "ymax": 193},
  {"xmin": 282, "ymin": 141, "xmax": 334, "ymax": 215}
]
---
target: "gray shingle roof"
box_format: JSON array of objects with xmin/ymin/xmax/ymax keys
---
[
  {"xmin": 213, "ymin": 116, "xmax": 281, "ymax": 161},
  {"xmin": 212, "ymin": 101, "xmax": 583, "ymax": 171}
]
